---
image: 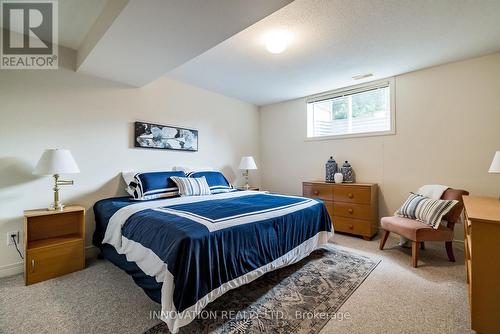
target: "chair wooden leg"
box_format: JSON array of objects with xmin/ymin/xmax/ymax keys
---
[
  {"xmin": 412, "ymin": 241, "xmax": 419, "ymax": 268},
  {"xmin": 445, "ymin": 241, "xmax": 455, "ymax": 262},
  {"xmin": 379, "ymin": 230, "xmax": 390, "ymax": 250},
  {"xmin": 420, "ymin": 242, "xmax": 425, "ymax": 250}
]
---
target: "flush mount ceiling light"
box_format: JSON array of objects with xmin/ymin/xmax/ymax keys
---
[
  {"xmin": 352, "ymin": 73, "xmax": 373, "ymax": 80},
  {"xmin": 263, "ymin": 30, "xmax": 292, "ymax": 54}
]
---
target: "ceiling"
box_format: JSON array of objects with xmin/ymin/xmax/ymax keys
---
[
  {"xmin": 167, "ymin": 0, "xmax": 500, "ymax": 106},
  {"xmin": 4, "ymin": 0, "xmax": 500, "ymax": 107},
  {"xmin": 76, "ymin": 0, "xmax": 292, "ymax": 86},
  {"xmin": 58, "ymin": 0, "xmax": 109, "ymax": 50}
]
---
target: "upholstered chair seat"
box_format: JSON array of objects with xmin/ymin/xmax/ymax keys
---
[{"xmin": 380, "ymin": 217, "xmax": 454, "ymax": 242}]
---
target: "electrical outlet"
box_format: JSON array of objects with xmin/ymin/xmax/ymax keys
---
[{"xmin": 6, "ymin": 231, "xmax": 19, "ymax": 246}]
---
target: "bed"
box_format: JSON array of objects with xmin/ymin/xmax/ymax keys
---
[{"xmin": 93, "ymin": 190, "xmax": 332, "ymax": 333}]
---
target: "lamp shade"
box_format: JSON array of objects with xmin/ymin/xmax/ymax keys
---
[
  {"xmin": 489, "ymin": 151, "xmax": 500, "ymax": 173},
  {"xmin": 239, "ymin": 156, "xmax": 258, "ymax": 170},
  {"xmin": 33, "ymin": 149, "xmax": 80, "ymax": 175}
]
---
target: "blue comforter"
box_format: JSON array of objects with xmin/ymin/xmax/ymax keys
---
[{"xmin": 94, "ymin": 190, "xmax": 332, "ymax": 333}]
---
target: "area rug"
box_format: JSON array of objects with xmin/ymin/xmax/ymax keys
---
[{"xmin": 145, "ymin": 245, "xmax": 380, "ymax": 334}]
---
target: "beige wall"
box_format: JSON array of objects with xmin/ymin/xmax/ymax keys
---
[
  {"xmin": 0, "ymin": 48, "xmax": 260, "ymax": 276},
  {"xmin": 1, "ymin": 49, "xmax": 499, "ymax": 277},
  {"xmin": 260, "ymin": 52, "xmax": 500, "ymax": 241}
]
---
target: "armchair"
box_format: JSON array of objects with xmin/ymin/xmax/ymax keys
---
[{"xmin": 379, "ymin": 188, "xmax": 469, "ymax": 267}]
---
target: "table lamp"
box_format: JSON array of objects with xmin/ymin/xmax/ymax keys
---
[
  {"xmin": 489, "ymin": 151, "xmax": 500, "ymax": 200},
  {"xmin": 238, "ymin": 156, "xmax": 258, "ymax": 189},
  {"xmin": 33, "ymin": 149, "xmax": 80, "ymax": 211},
  {"xmin": 489, "ymin": 151, "xmax": 500, "ymax": 174}
]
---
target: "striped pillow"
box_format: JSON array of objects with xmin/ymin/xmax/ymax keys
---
[
  {"xmin": 170, "ymin": 176, "xmax": 211, "ymax": 196},
  {"xmin": 395, "ymin": 192, "xmax": 458, "ymax": 229}
]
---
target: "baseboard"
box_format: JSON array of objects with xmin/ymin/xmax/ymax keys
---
[
  {"xmin": 85, "ymin": 245, "xmax": 100, "ymax": 259},
  {"xmin": 0, "ymin": 245, "xmax": 100, "ymax": 278},
  {"xmin": 0, "ymin": 261, "xmax": 24, "ymax": 278}
]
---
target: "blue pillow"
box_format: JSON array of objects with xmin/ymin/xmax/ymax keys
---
[
  {"xmin": 187, "ymin": 171, "xmax": 236, "ymax": 194},
  {"xmin": 127, "ymin": 171, "xmax": 186, "ymax": 200}
]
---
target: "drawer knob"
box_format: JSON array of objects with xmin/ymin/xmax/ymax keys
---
[
  {"xmin": 348, "ymin": 208, "xmax": 354, "ymax": 214},
  {"xmin": 348, "ymin": 193, "xmax": 354, "ymax": 199},
  {"xmin": 31, "ymin": 259, "xmax": 35, "ymax": 273},
  {"xmin": 348, "ymin": 224, "xmax": 354, "ymax": 230},
  {"xmin": 313, "ymin": 190, "xmax": 319, "ymax": 195}
]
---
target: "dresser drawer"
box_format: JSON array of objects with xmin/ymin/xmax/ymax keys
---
[
  {"xmin": 26, "ymin": 239, "xmax": 84, "ymax": 285},
  {"xmin": 332, "ymin": 216, "xmax": 372, "ymax": 236},
  {"xmin": 333, "ymin": 202, "xmax": 372, "ymax": 220},
  {"xmin": 333, "ymin": 185, "xmax": 371, "ymax": 204},
  {"xmin": 303, "ymin": 183, "xmax": 333, "ymax": 201}
]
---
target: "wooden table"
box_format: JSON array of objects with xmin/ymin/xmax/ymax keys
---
[{"xmin": 463, "ymin": 196, "xmax": 500, "ymax": 333}]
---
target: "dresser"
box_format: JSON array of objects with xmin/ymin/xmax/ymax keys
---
[
  {"xmin": 24, "ymin": 206, "xmax": 86, "ymax": 285},
  {"xmin": 302, "ymin": 181, "xmax": 378, "ymax": 240},
  {"xmin": 463, "ymin": 196, "xmax": 500, "ymax": 333}
]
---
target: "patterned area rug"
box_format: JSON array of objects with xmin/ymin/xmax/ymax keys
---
[{"xmin": 145, "ymin": 245, "xmax": 380, "ymax": 334}]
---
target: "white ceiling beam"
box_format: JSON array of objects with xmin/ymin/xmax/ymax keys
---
[{"xmin": 77, "ymin": 0, "xmax": 129, "ymax": 69}]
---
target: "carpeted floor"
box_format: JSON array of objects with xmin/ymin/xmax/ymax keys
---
[
  {"xmin": 0, "ymin": 233, "xmax": 472, "ymax": 334},
  {"xmin": 145, "ymin": 246, "xmax": 379, "ymax": 334}
]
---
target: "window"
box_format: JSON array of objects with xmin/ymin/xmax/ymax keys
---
[{"xmin": 307, "ymin": 79, "xmax": 395, "ymax": 139}]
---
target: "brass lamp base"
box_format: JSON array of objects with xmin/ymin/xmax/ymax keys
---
[
  {"xmin": 48, "ymin": 203, "xmax": 65, "ymax": 211},
  {"xmin": 48, "ymin": 174, "xmax": 74, "ymax": 211}
]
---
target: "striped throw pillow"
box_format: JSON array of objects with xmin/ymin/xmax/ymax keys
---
[
  {"xmin": 170, "ymin": 176, "xmax": 211, "ymax": 196},
  {"xmin": 395, "ymin": 192, "xmax": 458, "ymax": 229}
]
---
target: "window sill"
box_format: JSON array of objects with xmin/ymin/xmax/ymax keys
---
[{"xmin": 305, "ymin": 129, "xmax": 396, "ymax": 141}]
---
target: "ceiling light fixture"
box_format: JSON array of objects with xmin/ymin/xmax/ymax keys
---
[
  {"xmin": 352, "ymin": 73, "xmax": 373, "ymax": 80},
  {"xmin": 263, "ymin": 30, "xmax": 292, "ymax": 54}
]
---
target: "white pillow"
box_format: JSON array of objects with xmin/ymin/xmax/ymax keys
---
[{"xmin": 122, "ymin": 171, "xmax": 137, "ymax": 196}]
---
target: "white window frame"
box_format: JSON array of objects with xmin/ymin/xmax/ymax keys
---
[{"xmin": 306, "ymin": 78, "xmax": 396, "ymax": 141}]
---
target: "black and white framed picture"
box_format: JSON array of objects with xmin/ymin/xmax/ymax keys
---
[{"xmin": 134, "ymin": 121, "xmax": 198, "ymax": 152}]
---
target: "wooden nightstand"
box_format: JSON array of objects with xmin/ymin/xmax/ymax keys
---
[{"xmin": 23, "ymin": 206, "xmax": 85, "ymax": 285}]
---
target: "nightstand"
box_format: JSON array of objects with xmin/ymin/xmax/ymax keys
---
[{"xmin": 23, "ymin": 206, "xmax": 85, "ymax": 285}]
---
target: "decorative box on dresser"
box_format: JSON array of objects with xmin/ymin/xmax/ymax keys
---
[
  {"xmin": 462, "ymin": 196, "xmax": 500, "ymax": 334},
  {"xmin": 302, "ymin": 181, "xmax": 378, "ymax": 240},
  {"xmin": 23, "ymin": 206, "xmax": 86, "ymax": 285}
]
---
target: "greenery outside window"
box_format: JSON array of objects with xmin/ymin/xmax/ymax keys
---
[{"xmin": 306, "ymin": 79, "xmax": 395, "ymax": 139}]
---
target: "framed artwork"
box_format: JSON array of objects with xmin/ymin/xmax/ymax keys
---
[{"xmin": 134, "ymin": 121, "xmax": 198, "ymax": 152}]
